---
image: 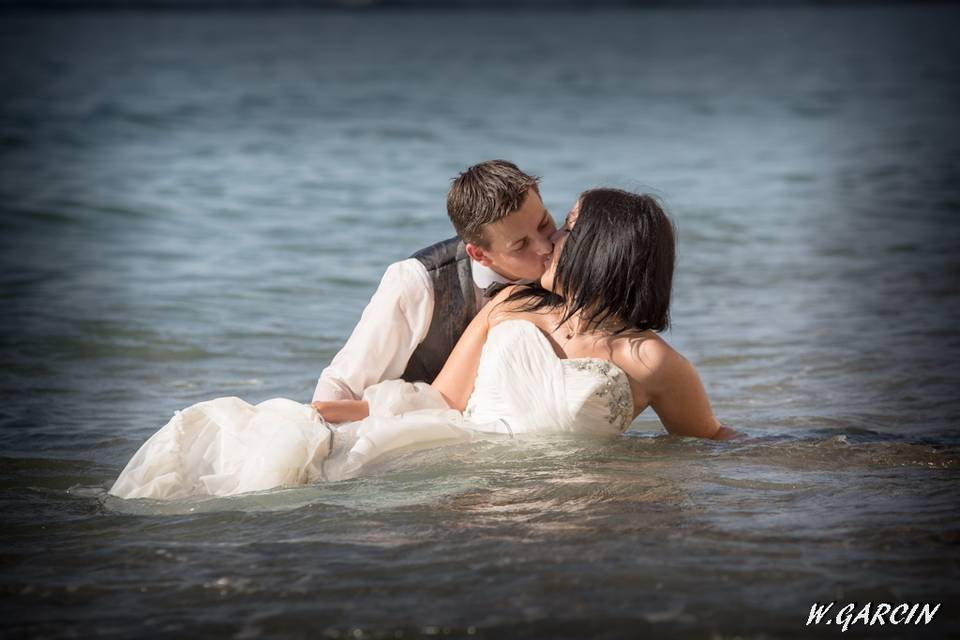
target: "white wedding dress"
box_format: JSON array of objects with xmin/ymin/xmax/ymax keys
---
[{"xmin": 109, "ymin": 320, "xmax": 635, "ymax": 500}]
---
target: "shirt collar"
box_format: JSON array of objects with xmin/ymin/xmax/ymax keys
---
[{"xmin": 470, "ymin": 259, "xmax": 528, "ymax": 290}]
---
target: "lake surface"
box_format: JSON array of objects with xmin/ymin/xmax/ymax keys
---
[{"xmin": 1, "ymin": 4, "xmax": 959, "ymax": 638}]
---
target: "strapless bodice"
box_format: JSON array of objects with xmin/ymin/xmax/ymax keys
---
[{"xmin": 465, "ymin": 320, "xmax": 634, "ymax": 435}]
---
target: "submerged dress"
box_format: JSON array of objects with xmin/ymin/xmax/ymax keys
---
[{"xmin": 109, "ymin": 320, "xmax": 635, "ymax": 500}]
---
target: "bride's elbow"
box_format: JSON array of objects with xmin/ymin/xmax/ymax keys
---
[{"xmin": 435, "ymin": 388, "xmax": 465, "ymax": 412}]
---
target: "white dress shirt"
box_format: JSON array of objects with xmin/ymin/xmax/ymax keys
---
[{"xmin": 312, "ymin": 257, "xmax": 516, "ymax": 402}]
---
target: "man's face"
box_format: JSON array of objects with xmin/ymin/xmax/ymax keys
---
[{"xmin": 465, "ymin": 189, "xmax": 557, "ymax": 282}]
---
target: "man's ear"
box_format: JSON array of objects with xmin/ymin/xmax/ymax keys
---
[{"xmin": 464, "ymin": 243, "xmax": 494, "ymax": 267}]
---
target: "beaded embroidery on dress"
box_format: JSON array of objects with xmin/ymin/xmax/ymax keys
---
[{"xmin": 109, "ymin": 320, "xmax": 634, "ymax": 500}]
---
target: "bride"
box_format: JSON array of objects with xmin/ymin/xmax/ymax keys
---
[{"xmin": 110, "ymin": 188, "xmax": 736, "ymax": 500}]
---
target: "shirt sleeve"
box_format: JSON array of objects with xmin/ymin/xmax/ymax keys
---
[{"xmin": 312, "ymin": 259, "xmax": 434, "ymax": 402}]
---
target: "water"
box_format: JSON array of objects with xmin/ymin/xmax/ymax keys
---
[{"xmin": 2, "ymin": 4, "xmax": 959, "ymax": 638}]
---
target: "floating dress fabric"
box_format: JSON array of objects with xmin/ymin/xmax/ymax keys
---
[{"xmin": 109, "ymin": 320, "xmax": 635, "ymax": 499}]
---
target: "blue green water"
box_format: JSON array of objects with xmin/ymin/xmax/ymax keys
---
[{"xmin": 1, "ymin": 5, "xmax": 959, "ymax": 638}]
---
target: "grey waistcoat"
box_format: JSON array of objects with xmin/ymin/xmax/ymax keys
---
[{"xmin": 401, "ymin": 237, "xmax": 479, "ymax": 384}]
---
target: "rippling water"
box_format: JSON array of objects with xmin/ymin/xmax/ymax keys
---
[{"xmin": 1, "ymin": 4, "xmax": 959, "ymax": 638}]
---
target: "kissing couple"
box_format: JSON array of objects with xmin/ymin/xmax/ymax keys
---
[{"xmin": 111, "ymin": 160, "xmax": 737, "ymax": 501}]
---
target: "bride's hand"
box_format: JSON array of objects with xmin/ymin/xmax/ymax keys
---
[
  {"xmin": 712, "ymin": 424, "xmax": 742, "ymax": 440},
  {"xmin": 311, "ymin": 400, "xmax": 370, "ymax": 423}
]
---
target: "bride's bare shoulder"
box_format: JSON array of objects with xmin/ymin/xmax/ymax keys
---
[{"xmin": 614, "ymin": 332, "xmax": 685, "ymax": 382}]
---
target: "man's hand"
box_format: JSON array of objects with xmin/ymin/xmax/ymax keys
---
[{"xmin": 311, "ymin": 400, "xmax": 370, "ymax": 424}]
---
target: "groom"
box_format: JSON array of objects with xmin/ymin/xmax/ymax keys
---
[{"xmin": 312, "ymin": 160, "xmax": 558, "ymax": 402}]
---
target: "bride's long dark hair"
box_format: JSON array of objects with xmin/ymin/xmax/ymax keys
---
[{"xmin": 504, "ymin": 187, "xmax": 676, "ymax": 334}]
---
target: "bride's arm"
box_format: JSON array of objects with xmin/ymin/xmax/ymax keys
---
[
  {"xmin": 430, "ymin": 286, "xmax": 515, "ymax": 411},
  {"xmin": 625, "ymin": 339, "xmax": 738, "ymax": 440}
]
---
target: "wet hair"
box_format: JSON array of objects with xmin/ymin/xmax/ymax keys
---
[
  {"xmin": 505, "ymin": 188, "xmax": 675, "ymax": 334},
  {"xmin": 447, "ymin": 160, "xmax": 540, "ymax": 248}
]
